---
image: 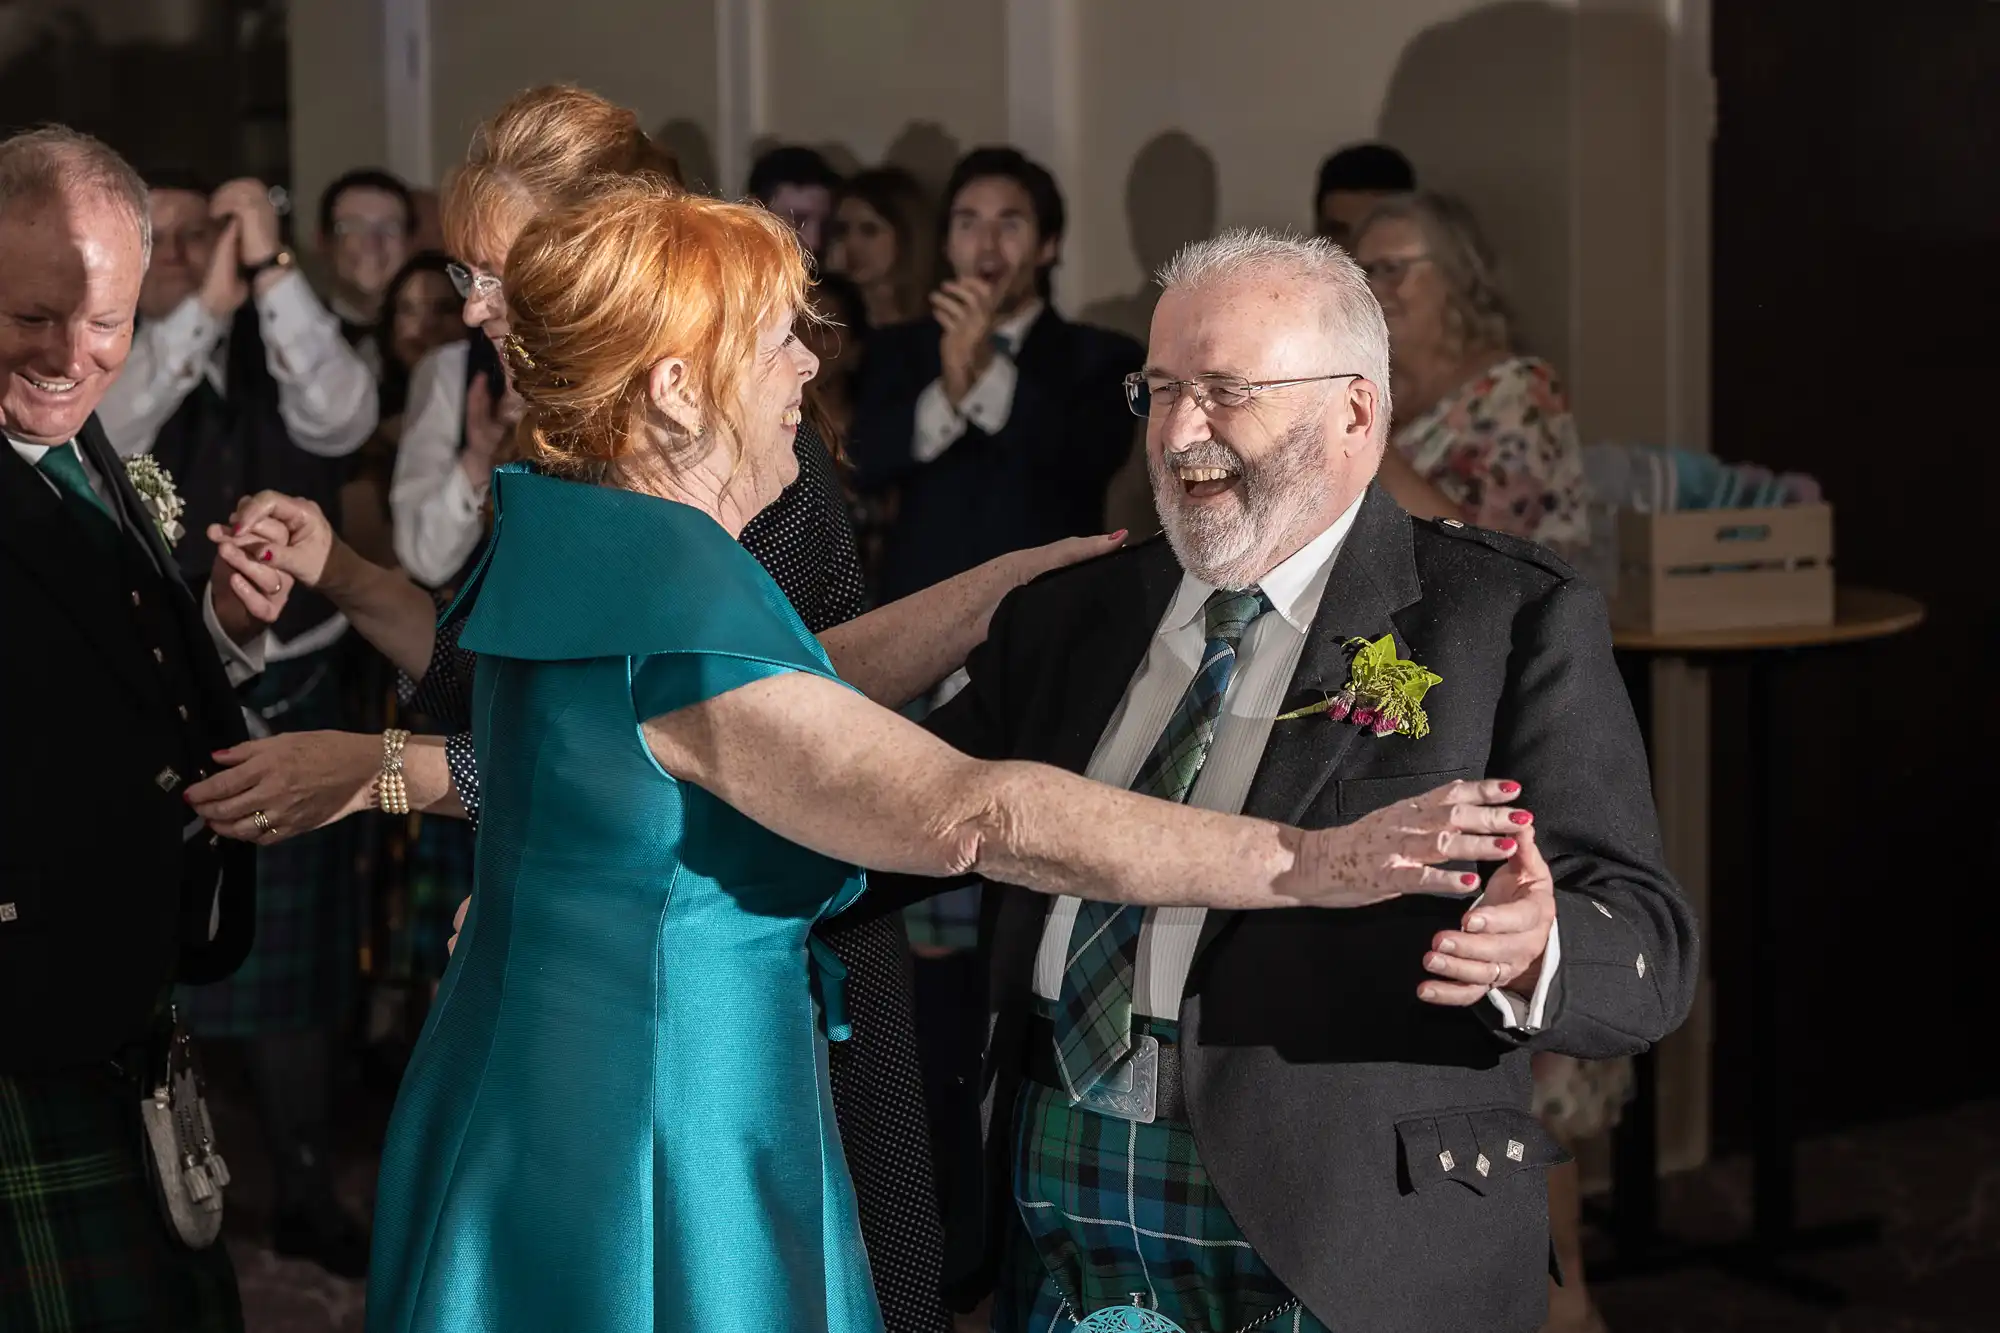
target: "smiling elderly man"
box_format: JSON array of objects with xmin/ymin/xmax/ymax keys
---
[
  {"xmin": 864, "ymin": 228, "xmax": 1698, "ymax": 1333},
  {"xmin": 0, "ymin": 126, "xmax": 293, "ymax": 1333}
]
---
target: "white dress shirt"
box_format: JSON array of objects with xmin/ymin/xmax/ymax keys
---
[
  {"xmin": 1031, "ymin": 494, "xmax": 1560, "ymax": 1030},
  {"xmin": 96, "ymin": 273, "xmax": 377, "ymax": 460},
  {"xmin": 388, "ymin": 340, "xmax": 485, "ymax": 586},
  {"xmin": 911, "ymin": 300, "xmax": 1044, "ymax": 463},
  {"xmin": 7, "ymin": 436, "xmax": 267, "ymax": 685}
]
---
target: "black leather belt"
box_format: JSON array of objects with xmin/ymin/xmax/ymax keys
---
[{"xmin": 1024, "ymin": 1012, "xmax": 1188, "ymax": 1123}]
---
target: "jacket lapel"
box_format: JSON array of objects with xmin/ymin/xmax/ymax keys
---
[
  {"xmin": 0, "ymin": 427, "xmax": 164, "ymax": 704},
  {"xmin": 1195, "ymin": 484, "xmax": 1424, "ymax": 961},
  {"xmin": 78, "ymin": 416, "xmax": 179, "ymax": 584}
]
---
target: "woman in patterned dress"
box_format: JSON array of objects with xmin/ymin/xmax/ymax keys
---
[{"xmin": 1354, "ymin": 191, "xmax": 1616, "ymax": 1333}]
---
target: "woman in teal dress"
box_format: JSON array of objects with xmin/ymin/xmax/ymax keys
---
[{"xmin": 363, "ymin": 180, "xmax": 1521, "ymax": 1333}]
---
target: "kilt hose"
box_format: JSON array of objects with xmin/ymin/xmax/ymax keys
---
[
  {"xmin": 179, "ymin": 649, "xmax": 360, "ymax": 1038},
  {"xmin": 996, "ymin": 1036, "xmax": 1329, "ymax": 1333},
  {"xmin": 0, "ymin": 1072, "xmax": 241, "ymax": 1333}
]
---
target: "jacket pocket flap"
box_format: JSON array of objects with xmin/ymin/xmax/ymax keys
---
[
  {"xmin": 1396, "ymin": 1107, "xmax": 1570, "ymax": 1196},
  {"xmin": 1337, "ymin": 767, "xmax": 1476, "ymax": 816}
]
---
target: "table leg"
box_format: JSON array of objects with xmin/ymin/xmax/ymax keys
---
[{"xmin": 1747, "ymin": 654, "xmax": 1793, "ymax": 1245}]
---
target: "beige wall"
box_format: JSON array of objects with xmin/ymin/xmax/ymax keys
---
[{"xmin": 762, "ymin": 0, "xmax": 1008, "ymax": 193}]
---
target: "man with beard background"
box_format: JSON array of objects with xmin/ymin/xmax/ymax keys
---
[{"xmin": 861, "ymin": 228, "xmax": 1696, "ymax": 1332}]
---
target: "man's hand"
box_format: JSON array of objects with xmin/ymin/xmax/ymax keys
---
[
  {"xmin": 208, "ymin": 536, "xmax": 289, "ymax": 645},
  {"xmin": 198, "ymin": 215, "xmax": 248, "ymax": 318},
  {"xmin": 931, "ymin": 277, "xmax": 1000, "ymax": 406},
  {"xmin": 187, "ymin": 731, "xmax": 380, "ymax": 843},
  {"xmin": 211, "ymin": 179, "xmax": 283, "ymax": 268},
  {"xmin": 1420, "ymin": 819, "xmax": 1557, "ymax": 1007},
  {"xmin": 211, "ymin": 491, "xmax": 335, "ymax": 588}
]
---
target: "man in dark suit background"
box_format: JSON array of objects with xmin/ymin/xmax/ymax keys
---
[
  {"xmin": 870, "ymin": 228, "xmax": 1697, "ymax": 1332},
  {"xmin": 0, "ymin": 126, "xmax": 291, "ymax": 1332},
  {"xmin": 849, "ymin": 146, "xmax": 1143, "ymax": 608}
]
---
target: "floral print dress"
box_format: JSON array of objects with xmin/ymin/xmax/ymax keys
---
[{"xmin": 1394, "ymin": 355, "xmax": 1591, "ymax": 555}]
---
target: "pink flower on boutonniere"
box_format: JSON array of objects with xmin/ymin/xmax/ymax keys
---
[{"xmin": 1276, "ymin": 635, "xmax": 1442, "ymax": 739}]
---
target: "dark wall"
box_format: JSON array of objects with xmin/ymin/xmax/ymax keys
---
[
  {"xmin": 0, "ymin": 1, "xmax": 288, "ymax": 187},
  {"xmin": 1708, "ymin": 0, "xmax": 2000, "ymax": 1143}
]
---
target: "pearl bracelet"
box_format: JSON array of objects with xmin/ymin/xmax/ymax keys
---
[{"xmin": 376, "ymin": 727, "xmax": 412, "ymax": 816}]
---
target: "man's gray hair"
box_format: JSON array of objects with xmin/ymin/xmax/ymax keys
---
[
  {"xmin": 1156, "ymin": 227, "xmax": 1391, "ymax": 421},
  {"xmin": 0, "ymin": 126, "xmax": 152, "ymax": 266}
]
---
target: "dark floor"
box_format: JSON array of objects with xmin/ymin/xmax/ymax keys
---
[{"xmin": 218, "ymin": 1082, "xmax": 2000, "ymax": 1333}]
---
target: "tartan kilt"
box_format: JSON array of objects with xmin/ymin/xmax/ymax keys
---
[
  {"xmin": 179, "ymin": 649, "xmax": 361, "ymax": 1037},
  {"xmin": 0, "ymin": 1072, "xmax": 241, "ymax": 1333},
  {"xmin": 998, "ymin": 1071, "xmax": 1328, "ymax": 1333}
]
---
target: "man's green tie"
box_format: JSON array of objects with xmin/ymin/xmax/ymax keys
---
[
  {"xmin": 1051, "ymin": 586, "xmax": 1271, "ymax": 1099},
  {"xmin": 35, "ymin": 442, "xmax": 120, "ymax": 538}
]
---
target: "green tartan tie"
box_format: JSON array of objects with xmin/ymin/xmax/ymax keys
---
[
  {"xmin": 35, "ymin": 442, "xmax": 121, "ymax": 550},
  {"xmin": 1052, "ymin": 586, "xmax": 1270, "ymax": 1099}
]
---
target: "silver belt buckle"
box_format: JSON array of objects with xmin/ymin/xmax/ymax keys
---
[{"xmin": 1073, "ymin": 1035, "xmax": 1159, "ymax": 1124}]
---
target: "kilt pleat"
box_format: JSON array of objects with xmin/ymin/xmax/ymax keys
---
[{"xmin": 0, "ymin": 1073, "xmax": 240, "ymax": 1333}]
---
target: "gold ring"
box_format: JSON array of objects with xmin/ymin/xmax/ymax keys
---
[
  {"xmin": 252, "ymin": 810, "xmax": 273, "ymax": 835},
  {"xmin": 1493, "ymin": 962, "xmax": 1504, "ymax": 986}
]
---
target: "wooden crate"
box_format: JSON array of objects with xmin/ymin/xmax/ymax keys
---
[{"xmin": 1612, "ymin": 504, "xmax": 1834, "ymax": 634}]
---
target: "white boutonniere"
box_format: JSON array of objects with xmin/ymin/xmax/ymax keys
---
[{"xmin": 124, "ymin": 456, "xmax": 185, "ymax": 546}]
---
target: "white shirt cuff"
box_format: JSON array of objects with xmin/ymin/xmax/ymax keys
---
[
  {"xmin": 959, "ymin": 353, "xmax": 1018, "ymax": 435},
  {"xmin": 912, "ymin": 379, "xmax": 967, "ymax": 462},
  {"xmin": 203, "ymin": 580, "xmax": 269, "ymax": 686},
  {"xmin": 255, "ymin": 270, "xmax": 338, "ymax": 374},
  {"xmin": 1486, "ymin": 917, "xmax": 1560, "ymax": 1032}
]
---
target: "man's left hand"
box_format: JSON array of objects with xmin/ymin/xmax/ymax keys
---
[
  {"xmin": 208, "ymin": 537, "xmax": 289, "ymax": 645},
  {"xmin": 1419, "ymin": 820, "xmax": 1557, "ymax": 1007}
]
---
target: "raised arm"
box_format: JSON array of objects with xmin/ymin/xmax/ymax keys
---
[
  {"xmin": 818, "ymin": 533, "xmax": 1123, "ymax": 708},
  {"xmin": 642, "ymin": 671, "xmax": 1526, "ymax": 910}
]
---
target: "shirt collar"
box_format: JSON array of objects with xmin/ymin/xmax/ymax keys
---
[
  {"xmin": 7, "ymin": 435, "xmax": 70, "ymax": 466},
  {"xmin": 993, "ymin": 300, "xmax": 1045, "ymax": 354},
  {"xmin": 1161, "ymin": 488, "xmax": 1368, "ymax": 636}
]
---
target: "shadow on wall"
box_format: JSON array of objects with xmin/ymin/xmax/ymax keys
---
[
  {"xmin": 881, "ymin": 120, "xmax": 962, "ymax": 203},
  {"xmin": 1378, "ymin": 0, "xmax": 1681, "ymax": 392},
  {"xmin": 655, "ymin": 118, "xmax": 720, "ymax": 198},
  {"xmin": 1080, "ymin": 129, "xmax": 1219, "ymax": 344},
  {"xmin": 1377, "ymin": 0, "xmax": 1577, "ymax": 372}
]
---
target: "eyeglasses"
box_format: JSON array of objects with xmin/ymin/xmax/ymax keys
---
[
  {"xmin": 1123, "ymin": 372, "xmax": 1363, "ymax": 418},
  {"xmin": 333, "ymin": 218, "xmax": 409, "ymax": 241},
  {"xmin": 446, "ymin": 262, "xmax": 503, "ymax": 303},
  {"xmin": 1359, "ymin": 254, "xmax": 1432, "ymax": 289}
]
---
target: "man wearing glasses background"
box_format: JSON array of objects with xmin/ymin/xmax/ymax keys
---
[
  {"xmin": 859, "ymin": 227, "xmax": 1692, "ymax": 1332},
  {"xmin": 315, "ymin": 167, "xmax": 418, "ymax": 369}
]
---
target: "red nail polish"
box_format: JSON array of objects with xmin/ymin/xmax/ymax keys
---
[
  {"xmin": 260, "ymin": 550, "xmax": 272, "ymax": 562},
  {"xmin": 1499, "ymin": 781, "xmax": 1520, "ymax": 794},
  {"xmin": 1496, "ymin": 837, "xmax": 1517, "ymax": 852},
  {"xmin": 1460, "ymin": 873, "xmax": 1478, "ymax": 887},
  {"xmin": 1510, "ymin": 810, "xmax": 1533, "ymax": 825}
]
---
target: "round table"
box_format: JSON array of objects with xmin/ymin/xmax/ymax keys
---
[{"xmin": 1604, "ymin": 586, "xmax": 1925, "ymax": 1299}]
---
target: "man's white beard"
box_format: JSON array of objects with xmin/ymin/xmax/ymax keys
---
[{"xmin": 1151, "ymin": 419, "xmax": 1323, "ymax": 591}]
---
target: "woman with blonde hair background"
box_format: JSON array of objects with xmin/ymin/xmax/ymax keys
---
[{"xmin": 358, "ymin": 176, "xmax": 1525, "ymax": 1333}]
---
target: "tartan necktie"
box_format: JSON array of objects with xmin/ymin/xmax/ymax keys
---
[
  {"xmin": 35, "ymin": 441, "xmax": 121, "ymax": 549},
  {"xmin": 1052, "ymin": 586, "xmax": 1272, "ymax": 1099}
]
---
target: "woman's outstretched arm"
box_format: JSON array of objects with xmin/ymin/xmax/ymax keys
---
[
  {"xmin": 817, "ymin": 534, "xmax": 1124, "ymax": 708},
  {"xmin": 643, "ymin": 672, "xmax": 1524, "ymax": 911}
]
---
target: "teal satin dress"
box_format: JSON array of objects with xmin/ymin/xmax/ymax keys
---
[{"xmin": 367, "ymin": 466, "xmax": 883, "ymax": 1333}]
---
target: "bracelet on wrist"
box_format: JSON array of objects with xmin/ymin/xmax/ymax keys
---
[{"xmin": 376, "ymin": 727, "xmax": 412, "ymax": 816}]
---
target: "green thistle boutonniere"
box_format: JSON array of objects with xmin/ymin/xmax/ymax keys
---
[
  {"xmin": 1276, "ymin": 634, "xmax": 1442, "ymax": 738},
  {"xmin": 124, "ymin": 456, "xmax": 185, "ymax": 546}
]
